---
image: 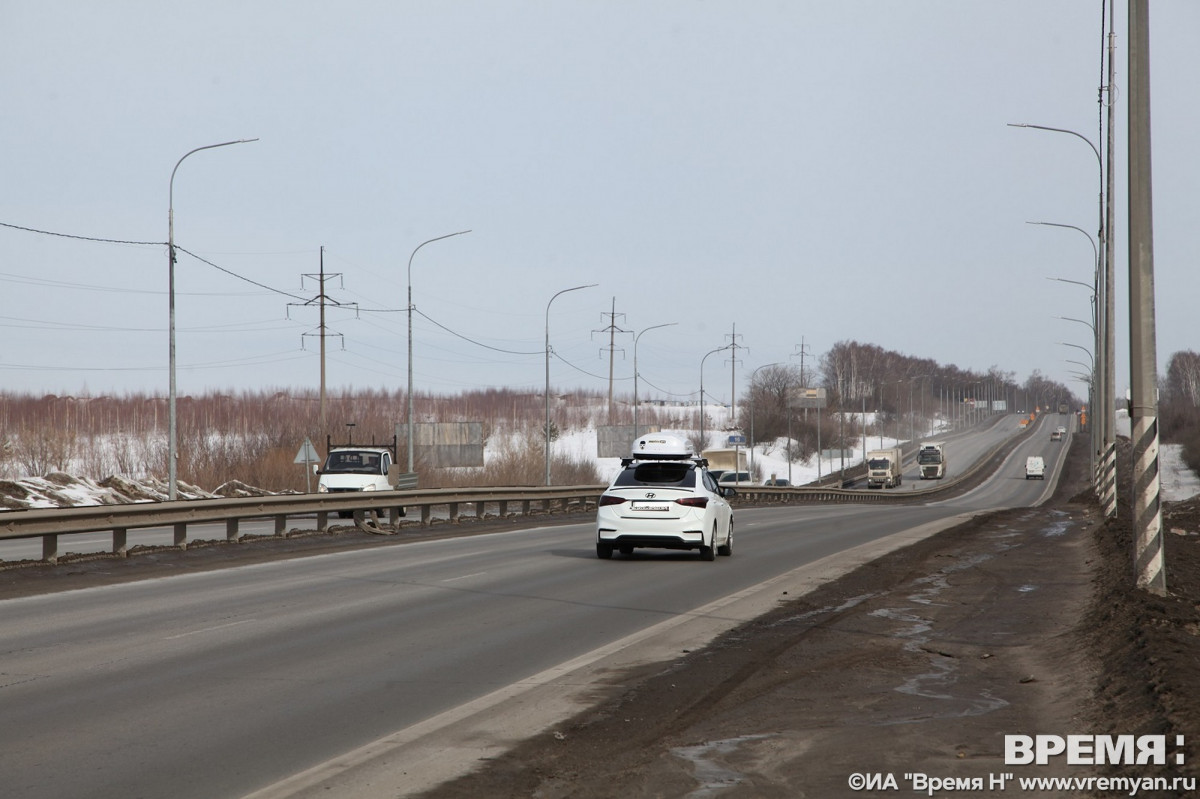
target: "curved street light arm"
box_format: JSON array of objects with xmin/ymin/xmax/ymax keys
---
[
  {"xmin": 544, "ymin": 283, "xmax": 598, "ymax": 485},
  {"xmin": 1057, "ymin": 341, "xmax": 1094, "ymax": 368},
  {"xmin": 633, "ymin": 323, "xmax": 677, "ymax": 439},
  {"xmin": 406, "ymin": 230, "xmax": 472, "ymax": 472}
]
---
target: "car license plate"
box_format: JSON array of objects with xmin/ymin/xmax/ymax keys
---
[{"xmin": 630, "ymin": 501, "xmax": 668, "ymax": 511}]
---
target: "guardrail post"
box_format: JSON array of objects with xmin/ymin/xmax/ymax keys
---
[
  {"xmin": 226, "ymin": 518, "xmax": 240, "ymax": 542},
  {"xmin": 421, "ymin": 505, "xmax": 431, "ymax": 525},
  {"xmin": 42, "ymin": 534, "xmax": 58, "ymax": 563},
  {"xmin": 113, "ymin": 528, "xmax": 128, "ymax": 557},
  {"xmin": 498, "ymin": 500, "xmax": 508, "ymax": 517},
  {"xmin": 448, "ymin": 502, "xmax": 459, "ymax": 522},
  {"xmin": 274, "ymin": 515, "xmax": 287, "ymax": 536},
  {"xmin": 522, "ymin": 499, "xmax": 531, "ymax": 516},
  {"xmin": 316, "ymin": 511, "xmax": 328, "ymax": 532},
  {"xmin": 173, "ymin": 522, "xmax": 187, "ymax": 549},
  {"xmin": 474, "ymin": 501, "xmax": 485, "ymax": 519}
]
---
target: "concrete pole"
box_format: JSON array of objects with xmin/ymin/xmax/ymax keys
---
[
  {"xmin": 1101, "ymin": 0, "xmax": 1119, "ymax": 519},
  {"xmin": 1127, "ymin": 0, "xmax": 1165, "ymax": 594}
]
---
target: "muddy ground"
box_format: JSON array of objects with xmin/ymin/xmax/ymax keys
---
[
  {"xmin": 413, "ymin": 436, "xmax": 1200, "ymax": 798},
  {"xmin": 5, "ymin": 436, "xmax": 1200, "ymax": 797}
]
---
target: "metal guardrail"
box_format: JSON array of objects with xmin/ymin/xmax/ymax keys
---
[
  {"xmin": 1, "ymin": 415, "xmax": 1036, "ymax": 565},
  {"xmin": 0, "ymin": 485, "xmax": 605, "ymax": 564},
  {"xmin": 734, "ymin": 415, "xmax": 1035, "ymax": 505}
]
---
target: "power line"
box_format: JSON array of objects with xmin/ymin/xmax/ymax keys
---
[{"xmin": 0, "ymin": 219, "xmax": 162, "ymax": 247}]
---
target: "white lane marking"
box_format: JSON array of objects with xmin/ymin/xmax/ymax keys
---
[
  {"xmin": 164, "ymin": 619, "xmax": 257, "ymax": 640},
  {"xmin": 440, "ymin": 571, "xmax": 489, "ymax": 583}
]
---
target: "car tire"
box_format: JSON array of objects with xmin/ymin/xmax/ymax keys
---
[
  {"xmin": 596, "ymin": 542, "xmax": 614, "ymax": 559},
  {"xmin": 618, "ymin": 545, "xmax": 633, "ymax": 555},
  {"xmin": 700, "ymin": 526, "xmax": 716, "ymax": 561},
  {"xmin": 718, "ymin": 521, "xmax": 733, "ymax": 557}
]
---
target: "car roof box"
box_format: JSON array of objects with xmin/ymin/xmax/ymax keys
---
[{"xmin": 630, "ymin": 433, "xmax": 693, "ymax": 460}]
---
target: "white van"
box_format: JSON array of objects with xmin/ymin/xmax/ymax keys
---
[{"xmin": 1025, "ymin": 456, "xmax": 1045, "ymax": 480}]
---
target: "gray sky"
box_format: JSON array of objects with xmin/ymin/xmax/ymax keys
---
[{"xmin": 2, "ymin": 1, "xmax": 1196, "ymax": 406}]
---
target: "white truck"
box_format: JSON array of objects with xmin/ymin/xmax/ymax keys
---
[
  {"xmin": 866, "ymin": 447, "xmax": 903, "ymax": 489},
  {"xmin": 316, "ymin": 436, "xmax": 407, "ymax": 517},
  {"xmin": 701, "ymin": 448, "xmax": 749, "ymax": 483},
  {"xmin": 1025, "ymin": 456, "xmax": 1046, "ymax": 480},
  {"xmin": 917, "ymin": 441, "xmax": 946, "ymax": 480}
]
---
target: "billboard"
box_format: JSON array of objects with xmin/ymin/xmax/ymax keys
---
[
  {"xmin": 395, "ymin": 422, "xmax": 485, "ymax": 468},
  {"xmin": 789, "ymin": 387, "xmax": 827, "ymax": 409}
]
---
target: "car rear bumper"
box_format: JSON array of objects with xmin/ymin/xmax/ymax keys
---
[{"xmin": 596, "ymin": 532, "xmax": 705, "ymax": 550}]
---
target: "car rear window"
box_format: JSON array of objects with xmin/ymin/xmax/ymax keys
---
[{"xmin": 614, "ymin": 462, "xmax": 697, "ymax": 487}]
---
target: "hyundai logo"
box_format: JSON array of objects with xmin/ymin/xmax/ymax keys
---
[{"xmin": 645, "ymin": 492, "xmax": 656, "ymax": 498}]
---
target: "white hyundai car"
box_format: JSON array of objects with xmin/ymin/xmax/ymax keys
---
[{"xmin": 596, "ymin": 434, "xmax": 735, "ymax": 561}]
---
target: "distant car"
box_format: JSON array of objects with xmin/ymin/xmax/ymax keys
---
[
  {"xmin": 596, "ymin": 434, "xmax": 734, "ymax": 561},
  {"xmin": 717, "ymin": 471, "xmax": 753, "ymax": 486},
  {"xmin": 763, "ymin": 478, "xmax": 790, "ymax": 487},
  {"xmin": 1050, "ymin": 430, "xmax": 1063, "ymax": 441}
]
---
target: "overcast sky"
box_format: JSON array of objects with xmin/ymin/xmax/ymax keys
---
[{"xmin": 2, "ymin": 1, "xmax": 1196, "ymax": 407}]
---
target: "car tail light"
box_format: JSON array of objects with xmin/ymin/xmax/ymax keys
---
[
  {"xmin": 598, "ymin": 495, "xmax": 627, "ymax": 506},
  {"xmin": 675, "ymin": 497, "xmax": 709, "ymax": 509}
]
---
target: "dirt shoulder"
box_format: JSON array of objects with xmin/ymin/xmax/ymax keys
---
[{"xmin": 414, "ymin": 437, "xmax": 1200, "ymax": 798}]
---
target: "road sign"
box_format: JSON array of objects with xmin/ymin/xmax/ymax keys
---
[
  {"xmin": 294, "ymin": 438, "xmax": 321, "ymax": 464},
  {"xmin": 789, "ymin": 387, "xmax": 827, "ymax": 409}
]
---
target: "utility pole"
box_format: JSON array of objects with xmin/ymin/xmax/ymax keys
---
[
  {"xmin": 725, "ymin": 324, "xmax": 745, "ymax": 422},
  {"xmin": 288, "ymin": 246, "xmax": 357, "ymax": 430},
  {"xmin": 793, "ymin": 336, "xmax": 813, "ymax": 387},
  {"xmin": 1128, "ymin": 0, "xmax": 1164, "ymax": 594},
  {"xmin": 792, "ymin": 336, "xmax": 814, "ymax": 446},
  {"xmin": 592, "ymin": 297, "xmax": 630, "ymax": 421},
  {"xmin": 1101, "ymin": 0, "xmax": 1118, "ymax": 519}
]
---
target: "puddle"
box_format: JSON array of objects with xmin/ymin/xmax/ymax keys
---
[
  {"xmin": 767, "ymin": 592, "xmax": 880, "ymax": 628},
  {"xmin": 866, "ymin": 554, "xmax": 1011, "ymax": 723},
  {"xmin": 671, "ymin": 734, "xmax": 774, "ymax": 797},
  {"xmin": 1040, "ymin": 510, "xmax": 1074, "ymax": 538}
]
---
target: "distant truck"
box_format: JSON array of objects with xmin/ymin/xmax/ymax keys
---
[
  {"xmin": 1025, "ymin": 456, "xmax": 1045, "ymax": 480},
  {"xmin": 866, "ymin": 447, "xmax": 903, "ymax": 489},
  {"xmin": 917, "ymin": 442, "xmax": 946, "ymax": 479},
  {"xmin": 317, "ymin": 435, "xmax": 407, "ymax": 518},
  {"xmin": 701, "ymin": 448, "xmax": 749, "ymax": 483}
]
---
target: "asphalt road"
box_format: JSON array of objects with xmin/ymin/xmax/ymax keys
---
[{"xmin": 0, "ymin": 415, "xmax": 1069, "ymax": 798}]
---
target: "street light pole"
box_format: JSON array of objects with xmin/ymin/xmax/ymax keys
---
[
  {"xmin": 633, "ymin": 323, "xmax": 676, "ymax": 440},
  {"xmin": 699, "ymin": 346, "xmax": 730, "ymax": 452},
  {"xmin": 544, "ymin": 284, "xmax": 597, "ymax": 485},
  {"xmin": 1011, "ymin": 123, "xmax": 1113, "ymax": 517},
  {"xmin": 406, "ymin": 230, "xmax": 472, "ymax": 473},
  {"xmin": 746, "ymin": 362, "xmax": 784, "ymax": 479},
  {"xmin": 167, "ymin": 138, "xmax": 258, "ymax": 501}
]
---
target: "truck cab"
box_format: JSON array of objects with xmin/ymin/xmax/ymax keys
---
[
  {"xmin": 317, "ymin": 447, "xmax": 395, "ymax": 493},
  {"xmin": 316, "ymin": 436, "xmax": 404, "ymax": 518},
  {"xmin": 917, "ymin": 442, "xmax": 946, "ymax": 479},
  {"xmin": 866, "ymin": 448, "xmax": 903, "ymax": 489}
]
